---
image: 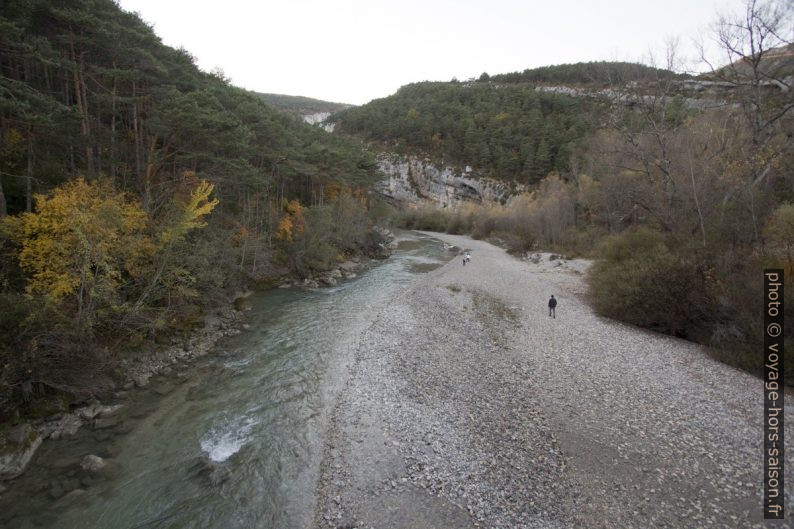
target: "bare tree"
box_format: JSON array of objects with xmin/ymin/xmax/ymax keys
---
[
  {"xmin": 708, "ymin": 0, "xmax": 793, "ymax": 153},
  {"xmin": 696, "ymin": 0, "xmax": 794, "ymax": 240}
]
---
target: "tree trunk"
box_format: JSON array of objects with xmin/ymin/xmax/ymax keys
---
[
  {"xmin": 70, "ymin": 36, "xmax": 93, "ymax": 176},
  {"xmin": 110, "ymin": 67, "xmax": 117, "ymax": 181},
  {"xmin": 688, "ymin": 154, "xmax": 707, "ymax": 248},
  {"xmin": 26, "ymin": 127, "xmax": 33, "ymax": 212},
  {"xmin": 132, "ymin": 79, "xmax": 142, "ymax": 181},
  {"xmin": 0, "ymin": 174, "xmax": 7, "ymax": 217}
]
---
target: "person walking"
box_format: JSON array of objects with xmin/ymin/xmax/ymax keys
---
[{"xmin": 548, "ymin": 295, "xmax": 557, "ymax": 318}]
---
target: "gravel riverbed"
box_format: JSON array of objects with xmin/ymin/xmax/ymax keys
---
[{"xmin": 314, "ymin": 233, "xmax": 793, "ymax": 529}]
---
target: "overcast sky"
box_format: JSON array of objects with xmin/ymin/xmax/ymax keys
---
[{"xmin": 116, "ymin": 0, "xmax": 746, "ymax": 105}]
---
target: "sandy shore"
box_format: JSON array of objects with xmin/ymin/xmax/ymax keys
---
[{"xmin": 314, "ymin": 233, "xmax": 793, "ymax": 529}]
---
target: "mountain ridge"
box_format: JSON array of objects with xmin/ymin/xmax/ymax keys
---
[{"xmin": 254, "ymin": 92, "xmax": 353, "ymax": 119}]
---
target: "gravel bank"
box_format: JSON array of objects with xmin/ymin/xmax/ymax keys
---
[{"xmin": 315, "ymin": 233, "xmax": 793, "ymax": 529}]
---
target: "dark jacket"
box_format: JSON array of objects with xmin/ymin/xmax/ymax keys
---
[{"xmin": 548, "ymin": 297, "xmax": 557, "ymax": 308}]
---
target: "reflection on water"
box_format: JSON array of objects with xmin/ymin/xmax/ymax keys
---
[{"xmin": 0, "ymin": 231, "xmax": 452, "ymax": 529}]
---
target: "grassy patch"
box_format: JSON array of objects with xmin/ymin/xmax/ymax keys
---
[
  {"xmin": 472, "ymin": 292, "xmax": 518, "ymax": 323},
  {"xmin": 445, "ymin": 284, "xmax": 462, "ymax": 293}
]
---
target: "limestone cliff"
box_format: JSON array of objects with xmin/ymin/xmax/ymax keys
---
[{"xmin": 375, "ymin": 154, "xmax": 522, "ymax": 208}]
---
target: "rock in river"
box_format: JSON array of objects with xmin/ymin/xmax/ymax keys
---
[
  {"xmin": 193, "ymin": 456, "xmax": 230, "ymax": 488},
  {"xmin": 80, "ymin": 455, "xmax": 106, "ymax": 473},
  {"xmin": 47, "ymin": 414, "xmax": 83, "ymax": 440}
]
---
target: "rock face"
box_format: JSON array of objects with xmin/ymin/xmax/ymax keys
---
[
  {"xmin": 0, "ymin": 424, "xmax": 42, "ymax": 480},
  {"xmin": 531, "ymin": 76, "xmax": 792, "ymax": 112},
  {"xmin": 302, "ymin": 112, "xmax": 335, "ymax": 132},
  {"xmin": 376, "ymin": 154, "xmax": 519, "ymax": 208}
]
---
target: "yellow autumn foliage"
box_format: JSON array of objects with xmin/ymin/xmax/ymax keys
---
[
  {"xmin": 159, "ymin": 180, "xmax": 219, "ymax": 246},
  {"xmin": 3, "ymin": 178, "xmax": 219, "ymax": 312},
  {"xmin": 3, "ymin": 178, "xmax": 151, "ymax": 301}
]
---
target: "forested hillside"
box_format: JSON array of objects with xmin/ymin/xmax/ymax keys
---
[
  {"xmin": 330, "ymin": 62, "xmax": 695, "ymax": 184},
  {"xmin": 332, "ymin": 82, "xmax": 597, "ymax": 184},
  {"xmin": 486, "ymin": 61, "xmax": 690, "ymax": 85},
  {"xmin": 0, "ymin": 0, "xmax": 385, "ymax": 414}
]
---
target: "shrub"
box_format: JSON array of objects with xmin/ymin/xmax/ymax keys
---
[
  {"xmin": 445, "ymin": 211, "xmax": 471, "ymax": 234},
  {"xmin": 471, "ymin": 211, "xmax": 497, "ymax": 240},
  {"xmin": 708, "ymin": 255, "xmax": 794, "ymax": 383},
  {"xmin": 589, "ymin": 229, "xmax": 714, "ymax": 338},
  {"xmin": 400, "ymin": 207, "xmax": 450, "ymax": 232}
]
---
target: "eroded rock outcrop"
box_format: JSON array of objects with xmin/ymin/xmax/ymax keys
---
[
  {"xmin": 376, "ymin": 154, "xmax": 520, "ymax": 208},
  {"xmin": 0, "ymin": 424, "xmax": 42, "ymax": 481}
]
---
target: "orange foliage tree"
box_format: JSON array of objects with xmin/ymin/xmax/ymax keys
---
[{"xmin": 276, "ymin": 199, "xmax": 304, "ymax": 242}]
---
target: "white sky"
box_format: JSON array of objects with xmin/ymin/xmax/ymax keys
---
[{"xmin": 116, "ymin": 0, "xmax": 746, "ymax": 105}]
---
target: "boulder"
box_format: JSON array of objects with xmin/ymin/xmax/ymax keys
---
[
  {"xmin": 372, "ymin": 247, "xmax": 390, "ymax": 259},
  {"xmin": 48, "ymin": 414, "xmax": 83, "ymax": 440},
  {"xmin": 328, "ymin": 269, "xmax": 343, "ymax": 279},
  {"xmin": 319, "ymin": 276, "xmax": 337, "ymax": 287},
  {"xmin": 0, "ymin": 427, "xmax": 42, "ymax": 480},
  {"xmin": 77, "ymin": 402, "xmax": 122, "ymax": 421},
  {"xmin": 338, "ymin": 261, "xmax": 358, "ymax": 273},
  {"xmin": 375, "ymin": 227, "xmax": 395, "ymax": 242},
  {"xmin": 80, "ymin": 455, "xmax": 106, "ymax": 473},
  {"xmin": 132, "ymin": 373, "xmax": 150, "ymax": 388},
  {"xmin": 194, "ymin": 457, "xmax": 230, "ymax": 488}
]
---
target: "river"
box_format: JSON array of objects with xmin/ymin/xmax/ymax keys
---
[{"xmin": 0, "ymin": 231, "xmax": 453, "ymax": 529}]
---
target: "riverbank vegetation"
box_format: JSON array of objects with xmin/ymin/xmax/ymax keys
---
[
  {"xmin": 397, "ymin": 1, "xmax": 794, "ymax": 381},
  {"xmin": 0, "ymin": 0, "xmax": 390, "ymax": 417}
]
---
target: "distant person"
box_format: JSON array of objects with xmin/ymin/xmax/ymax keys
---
[
  {"xmin": 548, "ymin": 295, "xmax": 557, "ymax": 318},
  {"xmin": 465, "ymin": 252, "xmax": 471, "ymax": 263}
]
